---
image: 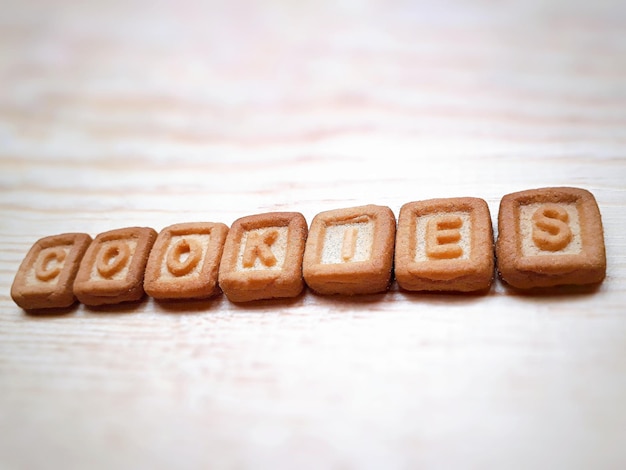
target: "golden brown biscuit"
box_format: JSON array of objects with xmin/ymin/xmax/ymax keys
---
[
  {"xmin": 496, "ymin": 187, "xmax": 606, "ymax": 289},
  {"xmin": 303, "ymin": 205, "xmax": 396, "ymax": 295},
  {"xmin": 144, "ymin": 222, "xmax": 229, "ymax": 300},
  {"xmin": 395, "ymin": 198, "xmax": 494, "ymax": 292},
  {"xmin": 73, "ymin": 227, "xmax": 157, "ymax": 306},
  {"xmin": 11, "ymin": 233, "xmax": 92, "ymax": 310},
  {"xmin": 218, "ymin": 212, "xmax": 307, "ymax": 302}
]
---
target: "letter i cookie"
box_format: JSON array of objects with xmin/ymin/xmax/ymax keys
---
[
  {"xmin": 303, "ymin": 205, "xmax": 396, "ymax": 295},
  {"xmin": 395, "ymin": 198, "xmax": 494, "ymax": 292},
  {"xmin": 73, "ymin": 227, "xmax": 157, "ymax": 306},
  {"xmin": 496, "ymin": 187, "xmax": 606, "ymax": 289},
  {"xmin": 11, "ymin": 233, "xmax": 92, "ymax": 310},
  {"xmin": 144, "ymin": 222, "xmax": 229, "ymax": 300},
  {"xmin": 218, "ymin": 212, "xmax": 308, "ymax": 302}
]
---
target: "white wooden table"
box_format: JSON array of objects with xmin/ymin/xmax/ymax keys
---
[{"xmin": 1, "ymin": 0, "xmax": 625, "ymax": 468}]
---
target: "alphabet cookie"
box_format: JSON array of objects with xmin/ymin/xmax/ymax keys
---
[
  {"xmin": 218, "ymin": 212, "xmax": 308, "ymax": 302},
  {"xmin": 395, "ymin": 198, "xmax": 494, "ymax": 292},
  {"xmin": 496, "ymin": 187, "xmax": 606, "ymax": 289},
  {"xmin": 73, "ymin": 227, "xmax": 157, "ymax": 306},
  {"xmin": 303, "ymin": 205, "xmax": 396, "ymax": 295},
  {"xmin": 11, "ymin": 233, "xmax": 92, "ymax": 310},
  {"xmin": 144, "ymin": 222, "xmax": 229, "ymax": 300}
]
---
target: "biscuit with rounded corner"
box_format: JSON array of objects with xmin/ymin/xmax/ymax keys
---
[
  {"xmin": 144, "ymin": 222, "xmax": 229, "ymax": 300},
  {"xmin": 219, "ymin": 212, "xmax": 307, "ymax": 302},
  {"xmin": 496, "ymin": 187, "xmax": 605, "ymax": 289},
  {"xmin": 395, "ymin": 197, "xmax": 494, "ymax": 292},
  {"xmin": 11, "ymin": 233, "xmax": 92, "ymax": 310},
  {"xmin": 303, "ymin": 204, "xmax": 396, "ymax": 295},
  {"xmin": 73, "ymin": 227, "xmax": 157, "ymax": 306}
]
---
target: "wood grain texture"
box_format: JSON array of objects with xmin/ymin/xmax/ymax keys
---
[{"xmin": 1, "ymin": 0, "xmax": 626, "ymax": 468}]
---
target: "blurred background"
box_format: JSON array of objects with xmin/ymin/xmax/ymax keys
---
[{"xmin": 3, "ymin": 0, "xmax": 625, "ymax": 226}]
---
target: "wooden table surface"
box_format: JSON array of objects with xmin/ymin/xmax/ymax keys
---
[{"xmin": 1, "ymin": 0, "xmax": 625, "ymax": 468}]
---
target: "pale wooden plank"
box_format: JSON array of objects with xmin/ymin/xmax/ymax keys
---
[{"xmin": 1, "ymin": 0, "xmax": 626, "ymax": 468}]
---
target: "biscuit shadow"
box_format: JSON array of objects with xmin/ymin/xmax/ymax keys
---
[
  {"xmin": 22, "ymin": 303, "xmax": 80, "ymax": 317},
  {"xmin": 227, "ymin": 290, "xmax": 308, "ymax": 311},
  {"xmin": 395, "ymin": 286, "xmax": 493, "ymax": 306},
  {"xmin": 83, "ymin": 298, "xmax": 147, "ymax": 314},
  {"xmin": 498, "ymin": 280, "xmax": 603, "ymax": 298},
  {"xmin": 153, "ymin": 295, "xmax": 225, "ymax": 314},
  {"xmin": 308, "ymin": 289, "xmax": 393, "ymax": 307}
]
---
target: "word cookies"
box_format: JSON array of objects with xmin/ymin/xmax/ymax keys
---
[{"xmin": 11, "ymin": 187, "xmax": 606, "ymax": 311}]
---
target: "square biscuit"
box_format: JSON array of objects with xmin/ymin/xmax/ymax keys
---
[
  {"xmin": 11, "ymin": 233, "xmax": 92, "ymax": 310},
  {"xmin": 496, "ymin": 187, "xmax": 606, "ymax": 289},
  {"xmin": 73, "ymin": 227, "xmax": 157, "ymax": 306},
  {"xmin": 395, "ymin": 198, "xmax": 494, "ymax": 292},
  {"xmin": 303, "ymin": 204, "xmax": 396, "ymax": 295},
  {"xmin": 218, "ymin": 212, "xmax": 308, "ymax": 302},
  {"xmin": 144, "ymin": 222, "xmax": 229, "ymax": 300}
]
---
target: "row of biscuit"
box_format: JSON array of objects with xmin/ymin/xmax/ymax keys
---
[{"xmin": 11, "ymin": 187, "xmax": 606, "ymax": 311}]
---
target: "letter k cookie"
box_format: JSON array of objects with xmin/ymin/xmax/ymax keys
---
[{"xmin": 218, "ymin": 212, "xmax": 308, "ymax": 302}]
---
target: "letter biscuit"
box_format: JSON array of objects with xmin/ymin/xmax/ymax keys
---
[
  {"xmin": 303, "ymin": 205, "xmax": 396, "ymax": 295},
  {"xmin": 73, "ymin": 227, "xmax": 157, "ymax": 306},
  {"xmin": 218, "ymin": 212, "xmax": 308, "ymax": 302},
  {"xmin": 11, "ymin": 233, "xmax": 92, "ymax": 310},
  {"xmin": 496, "ymin": 187, "xmax": 606, "ymax": 289},
  {"xmin": 395, "ymin": 198, "xmax": 494, "ymax": 292},
  {"xmin": 144, "ymin": 222, "xmax": 229, "ymax": 300}
]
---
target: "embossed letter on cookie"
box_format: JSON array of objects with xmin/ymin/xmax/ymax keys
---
[
  {"xmin": 73, "ymin": 227, "xmax": 157, "ymax": 306},
  {"xmin": 395, "ymin": 198, "xmax": 494, "ymax": 292},
  {"xmin": 218, "ymin": 212, "xmax": 308, "ymax": 302},
  {"xmin": 303, "ymin": 205, "xmax": 396, "ymax": 295},
  {"xmin": 144, "ymin": 222, "xmax": 229, "ymax": 300},
  {"xmin": 11, "ymin": 233, "xmax": 92, "ymax": 310},
  {"xmin": 496, "ymin": 187, "xmax": 606, "ymax": 289}
]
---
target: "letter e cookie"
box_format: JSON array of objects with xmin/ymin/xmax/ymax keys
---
[{"xmin": 395, "ymin": 198, "xmax": 494, "ymax": 292}]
